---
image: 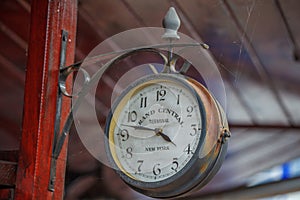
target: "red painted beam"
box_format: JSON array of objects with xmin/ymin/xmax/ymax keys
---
[{"xmin": 15, "ymin": 0, "xmax": 77, "ymax": 200}]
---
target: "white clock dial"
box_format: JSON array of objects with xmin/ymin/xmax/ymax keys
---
[
  {"xmin": 108, "ymin": 78, "xmax": 202, "ymax": 182},
  {"xmin": 106, "ymin": 73, "xmax": 229, "ymax": 198}
]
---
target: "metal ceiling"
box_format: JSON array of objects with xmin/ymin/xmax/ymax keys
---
[{"xmin": 0, "ymin": 0, "xmax": 300, "ymax": 199}]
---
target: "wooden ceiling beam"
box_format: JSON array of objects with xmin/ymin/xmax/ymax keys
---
[
  {"xmin": 78, "ymin": 7, "xmax": 107, "ymax": 41},
  {"xmin": 220, "ymin": 0, "xmax": 295, "ymax": 126},
  {"xmin": 198, "ymin": 136, "xmax": 300, "ymax": 194},
  {"xmin": 120, "ymin": 0, "xmax": 146, "ymax": 26},
  {"xmin": 0, "ymin": 115, "xmax": 20, "ymax": 139},
  {"xmin": 171, "ymin": 1, "xmax": 260, "ymax": 125},
  {"xmin": 0, "ymin": 161, "xmax": 17, "ymax": 187},
  {"xmin": 193, "ymin": 176, "xmax": 300, "ymax": 199},
  {"xmin": 275, "ymin": 0, "xmax": 300, "ymax": 61},
  {"xmin": 0, "ymin": 53, "xmax": 25, "ymax": 86},
  {"xmin": 16, "ymin": 0, "xmax": 31, "ymax": 13},
  {"xmin": 0, "ymin": 21, "xmax": 27, "ymax": 50},
  {"xmin": 230, "ymin": 123, "xmax": 300, "ymax": 131},
  {"xmin": 171, "ymin": 1, "xmax": 204, "ymax": 42}
]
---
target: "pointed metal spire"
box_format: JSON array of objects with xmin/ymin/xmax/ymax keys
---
[{"xmin": 162, "ymin": 7, "xmax": 181, "ymax": 40}]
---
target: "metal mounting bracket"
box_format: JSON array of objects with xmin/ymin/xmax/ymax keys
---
[{"xmin": 49, "ymin": 30, "xmax": 69, "ymax": 191}]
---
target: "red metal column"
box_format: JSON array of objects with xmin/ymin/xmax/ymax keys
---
[{"xmin": 15, "ymin": 0, "xmax": 77, "ymax": 199}]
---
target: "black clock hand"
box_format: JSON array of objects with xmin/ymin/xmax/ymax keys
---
[
  {"xmin": 121, "ymin": 124, "xmax": 176, "ymax": 146},
  {"xmin": 154, "ymin": 128, "xmax": 176, "ymax": 146},
  {"xmin": 121, "ymin": 124, "xmax": 155, "ymax": 131}
]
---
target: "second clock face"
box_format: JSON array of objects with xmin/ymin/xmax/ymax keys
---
[{"xmin": 107, "ymin": 77, "xmax": 203, "ymax": 183}]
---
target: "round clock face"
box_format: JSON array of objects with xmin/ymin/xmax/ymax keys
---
[{"xmin": 106, "ymin": 75, "xmax": 204, "ymax": 185}]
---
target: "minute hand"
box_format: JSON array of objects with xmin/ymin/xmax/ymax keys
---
[
  {"xmin": 122, "ymin": 124, "xmax": 176, "ymax": 146},
  {"xmin": 121, "ymin": 124, "xmax": 155, "ymax": 131}
]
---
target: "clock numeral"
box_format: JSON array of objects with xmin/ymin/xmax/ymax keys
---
[
  {"xmin": 171, "ymin": 158, "xmax": 179, "ymax": 172},
  {"xmin": 190, "ymin": 124, "xmax": 197, "ymax": 136},
  {"xmin": 153, "ymin": 163, "xmax": 161, "ymax": 176},
  {"xmin": 137, "ymin": 160, "xmax": 144, "ymax": 172},
  {"xmin": 140, "ymin": 96, "xmax": 147, "ymax": 108},
  {"xmin": 184, "ymin": 144, "xmax": 193, "ymax": 155},
  {"xmin": 156, "ymin": 89, "xmax": 166, "ymax": 101},
  {"xmin": 177, "ymin": 94, "xmax": 180, "ymax": 105},
  {"xmin": 126, "ymin": 147, "xmax": 133, "ymax": 159},
  {"xmin": 186, "ymin": 106, "xmax": 194, "ymax": 117},
  {"xmin": 117, "ymin": 129, "xmax": 129, "ymax": 141},
  {"xmin": 127, "ymin": 111, "xmax": 137, "ymax": 122}
]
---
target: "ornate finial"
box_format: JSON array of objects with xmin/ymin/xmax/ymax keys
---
[{"xmin": 162, "ymin": 7, "xmax": 181, "ymax": 40}]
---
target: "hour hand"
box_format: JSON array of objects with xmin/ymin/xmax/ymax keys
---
[{"xmin": 155, "ymin": 128, "xmax": 176, "ymax": 146}]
